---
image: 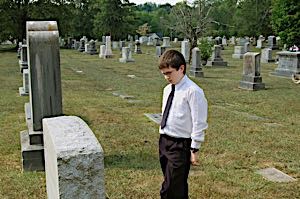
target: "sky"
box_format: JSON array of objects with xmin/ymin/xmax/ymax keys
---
[{"xmin": 129, "ymin": 0, "xmax": 194, "ymax": 5}]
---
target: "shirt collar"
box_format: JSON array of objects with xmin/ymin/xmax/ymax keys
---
[{"xmin": 174, "ymin": 75, "xmax": 187, "ymax": 90}]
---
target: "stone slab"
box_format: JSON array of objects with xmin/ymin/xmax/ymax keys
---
[
  {"xmin": 144, "ymin": 113, "xmax": 162, "ymax": 124},
  {"xmin": 20, "ymin": 130, "xmax": 45, "ymax": 171},
  {"xmin": 43, "ymin": 116, "xmax": 105, "ymax": 199},
  {"xmin": 257, "ymin": 168, "xmax": 297, "ymax": 182},
  {"xmin": 239, "ymin": 81, "xmax": 265, "ymax": 91},
  {"xmin": 25, "ymin": 103, "xmax": 43, "ymax": 145},
  {"xmin": 207, "ymin": 60, "xmax": 228, "ymax": 67}
]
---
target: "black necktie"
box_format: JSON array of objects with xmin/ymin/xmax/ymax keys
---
[{"xmin": 161, "ymin": 84, "xmax": 175, "ymax": 129}]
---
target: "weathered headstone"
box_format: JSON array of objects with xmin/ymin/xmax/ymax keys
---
[
  {"xmin": 99, "ymin": 45, "xmax": 106, "ymax": 58},
  {"xmin": 257, "ymin": 168, "xmax": 296, "ymax": 182},
  {"xmin": 19, "ymin": 44, "xmax": 28, "ymax": 73},
  {"xmin": 256, "ymin": 39, "xmax": 263, "ymax": 49},
  {"xmin": 189, "ymin": 47, "xmax": 204, "ymax": 77},
  {"xmin": 134, "ymin": 40, "xmax": 142, "ymax": 54},
  {"xmin": 261, "ymin": 48, "xmax": 275, "ymax": 63},
  {"xmin": 267, "ymin": 35, "xmax": 278, "ymax": 50},
  {"xmin": 19, "ymin": 69, "xmax": 29, "ymax": 96},
  {"xmin": 270, "ymin": 51, "xmax": 300, "ymax": 77},
  {"xmin": 181, "ymin": 40, "xmax": 190, "ymax": 63},
  {"xmin": 239, "ymin": 52, "xmax": 265, "ymax": 90},
  {"xmin": 244, "ymin": 42, "xmax": 250, "ymax": 53},
  {"xmin": 232, "ymin": 45, "xmax": 245, "ymax": 59},
  {"xmin": 20, "ymin": 21, "xmax": 63, "ymax": 171},
  {"xmin": 119, "ymin": 47, "xmax": 135, "ymax": 63},
  {"xmin": 112, "ymin": 41, "xmax": 119, "ymax": 50},
  {"xmin": 87, "ymin": 40, "xmax": 97, "ymax": 55},
  {"xmin": 78, "ymin": 38, "xmax": 85, "ymax": 52},
  {"xmin": 43, "ymin": 116, "xmax": 105, "ymax": 199},
  {"xmin": 104, "ymin": 36, "xmax": 113, "ymax": 58},
  {"xmin": 162, "ymin": 37, "xmax": 171, "ymax": 48},
  {"xmin": 207, "ymin": 45, "xmax": 228, "ymax": 67}
]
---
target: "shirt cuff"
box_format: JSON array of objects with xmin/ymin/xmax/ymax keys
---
[{"xmin": 191, "ymin": 140, "xmax": 202, "ymax": 149}]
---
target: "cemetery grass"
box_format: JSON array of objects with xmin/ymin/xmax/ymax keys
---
[{"xmin": 0, "ymin": 45, "xmax": 299, "ymax": 199}]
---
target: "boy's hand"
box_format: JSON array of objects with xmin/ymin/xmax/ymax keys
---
[{"xmin": 190, "ymin": 152, "xmax": 200, "ymax": 166}]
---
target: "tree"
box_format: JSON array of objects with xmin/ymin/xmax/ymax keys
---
[
  {"xmin": 93, "ymin": 0, "xmax": 134, "ymax": 40},
  {"xmin": 271, "ymin": 0, "xmax": 300, "ymax": 47},
  {"xmin": 233, "ymin": 0, "xmax": 273, "ymax": 37},
  {"xmin": 169, "ymin": 1, "xmax": 213, "ymax": 55}
]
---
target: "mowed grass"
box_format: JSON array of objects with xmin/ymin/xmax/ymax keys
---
[{"xmin": 0, "ymin": 44, "xmax": 299, "ymax": 199}]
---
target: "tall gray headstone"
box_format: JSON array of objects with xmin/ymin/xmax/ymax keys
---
[
  {"xmin": 20, "ymin": 21, "xmax": 63, "ymax": 171},
  {"xmin": 27, "ymin": 21, "xmax": 63, "ymax": 131},
  {"xmin": 19, "ymin": 44, "xmax": 28, "ymax": 72},
  {"xmin": 19, "ymin": 69, "xmax": 29, "ymax": 96},
  {"xmin": 267, "ymin": 35, "xmax": 278, "ymax": 50},
  {"xmin": 134, "ymin": 40, "xmax": 142, "ymax": 54},
  {"xmin": 261, "ymin": 48, "xmax": 275, "ymax": 63},
  {"xmin": 181, "ymin": 41, "xmax": 190, "ymax": 62},
  {"xmin": 104, "ymin": 36, "xmax": 113, "ymax": 58},
  {"xmin": 207, "ymin": 45, "xmax": 228, "ymax": 67},
  {"xmin": 239, "ymin": 52, "xmax": 265, "ymax": 90},
  {"xmin": 87, "ymin": 39, "xmax": 97, "ymax": 55},
  {"xmin": 78, "ymin": 38, "xmax": 85, "ymax": 52},
  {"xmin": 99, "ymin": 45, "xmax": 106, "ymax": 58},
  {"xmin": 189, "ymin": 47, "xmax": 204, "ymax": 77}
]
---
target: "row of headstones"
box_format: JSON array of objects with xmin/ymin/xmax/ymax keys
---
[{"xmin": 18, "ymin": 21, "xmax": 105, "ymax": 198}]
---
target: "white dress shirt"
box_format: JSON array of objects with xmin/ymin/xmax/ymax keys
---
[{"xmin": 159, "ymin": 75, "xmax": 208, "ymax": 149}]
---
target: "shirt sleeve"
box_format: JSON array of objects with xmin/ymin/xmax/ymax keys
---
[{"xmin": 188, "ymin": 88, "xmax": 208, "ymax": 149}]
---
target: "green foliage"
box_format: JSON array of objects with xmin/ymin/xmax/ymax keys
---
[
  {"xmin": 271, "ymin": 0, "xmax": 300, "ymax": 47},
  {"xmin": 198, "ymin": 38, "xmax": 214, "ymax": 61},
  {"xmin": 233, "ymin": 0, "xmax": 272, "ymax": 37},
  {"xmin": 93, "ymin": 0, "xmax": 134, "ymax": 40}
]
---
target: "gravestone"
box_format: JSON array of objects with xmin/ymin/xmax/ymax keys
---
[
  {"xmin": 232, "ymin": 45, "xmax": 245, "ymax": 59},
  {"xmin": 19, "ymin": 69, "xmax": 29, "ymax": 96},
  {"xmin": 20, "ymin": 21, "xmax": 63, "ymax": 171},
  {"xmin": 99, "ymin": 45, "xmax": 106, "ymax": 58},
  {"xmin": 87, "ymin": 40, "xmax": 97, "ymax": 55},
  {"xmin": 230, "ymin": 37, "xmax": 236, "ymax": 45},
  {"xmin": 84, "ymin": 43, "xmax": 89, "ymax": 53},
  {"xmin": 134, "ymin": 40, "xmax": 142, "ymax": 54},
  {"xmin": 156, "ymin": 46, "xmax": 166, "ymax": 57},
  {"xmin": 102, "ymin": 36, "xmax": 106, "ymax": 43},
  {"xmin": 119, "ymin": 47, "xmax": 135, "ymax": 63},
  {"xmin": 267, "ymin": 35, "xmax": 278, "ymax": 50},
  {"xmin": 162, "ymin": 37, "xmax": 171, "ymax": 48},
  {"xmin": 19, "ymin": 44, "xmax": 28, "ymax": 73},
  {"xmin": 244, "ymin": 42, "xmax": 250, "ymax": 53},
  {"xmin": 119, "ymin": 41, "xmax": 125, "ymax": 51},
  {"xmin": 174, "ymin": 38, "xmax": 178, "ymax": 43},
  {"xmin": 74, "ymin": 41, "xmax": 80, "ymax": 50},
  {"xmin": 112, "ymin": 41, "xmax": 119, "ymax": 50},
  {"xmin": 207, "ymin": 45, "xmax": 228, "ymax": 67},
  {"xmin": 43, "ymin": 116, "xmax": 105, "ymax": 199},
  {"xmin": 270, "ymin": 51, "xmax": 300, "ymax": 77},
  {"xmin": 17, "ymin": 42, "xmax": 22, "ymax": 59},
  {"xmin": 257, "ymin": 168, "xmax": 296, "ymax": 182},
  {"xmin": 147, "ymin": 37, "xmax": 154, "ymax": 46},
  {"xmin": 261, "ymin": 48, "xmax": 275, "ymax": 63},
  {"xmin": 104, "ymin": 36, "xmax": 113, "ymax": 58},
  {"xmin": 222, "ymin": 36, "xmax": 227, "ymax": 46},
  {"xmin": 256, "ymin": 39, "xmax": 263, "ymax": 48},
  {"xmin": 181, "ymin": 41, "xmax": 190, "ymax": 62},
  {"xmin": 239, "ymin": 52, "xmax": 265, "ymax": 90},
  {"xmin": 78, "ymin": 38, "xmax": 85, "ymax": 52},
  {"xmin": 189, "ymin": 47, "xmax": 204, "ymax": 77}
]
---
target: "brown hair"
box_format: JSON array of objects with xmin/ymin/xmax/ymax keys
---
[{"xmin": 159, "ymin": 50, "xmax": 186, "ymax": 74}]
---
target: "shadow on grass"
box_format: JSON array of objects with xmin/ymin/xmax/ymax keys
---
[{"xmin": 105, "ymin": 151, "xmax": 159, "ymax": 170}]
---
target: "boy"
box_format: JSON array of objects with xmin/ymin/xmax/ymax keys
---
[{"xmin": 158, "ymin": 50, "xmax": 208, "ymax": 199}]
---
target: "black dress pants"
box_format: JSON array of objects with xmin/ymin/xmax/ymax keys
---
[{"xmin": 159, "ymin": 134, "xmax": 192, "ymax": 199}]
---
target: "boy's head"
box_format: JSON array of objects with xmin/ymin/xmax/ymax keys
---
[
  {"xmin": 159, "ymin": 50, "xmax": 186, "ymax": 74},
  {"xmin": 159, "ymin": 50, "xmax": 186, "ymax": 85}
]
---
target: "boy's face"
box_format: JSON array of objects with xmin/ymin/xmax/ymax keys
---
[{"xmin": 160, "ymin": 65, "xmax": 185, "ymax": 85}]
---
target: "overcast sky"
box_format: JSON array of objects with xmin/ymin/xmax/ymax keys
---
[{"xmin": 129, "ymin": 0, "xmax": 194, "ymax": 5}]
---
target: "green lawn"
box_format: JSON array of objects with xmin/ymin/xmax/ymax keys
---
[{"xmin": 0, "ymin": 44, "xmax": 299, "ymax": 199}]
